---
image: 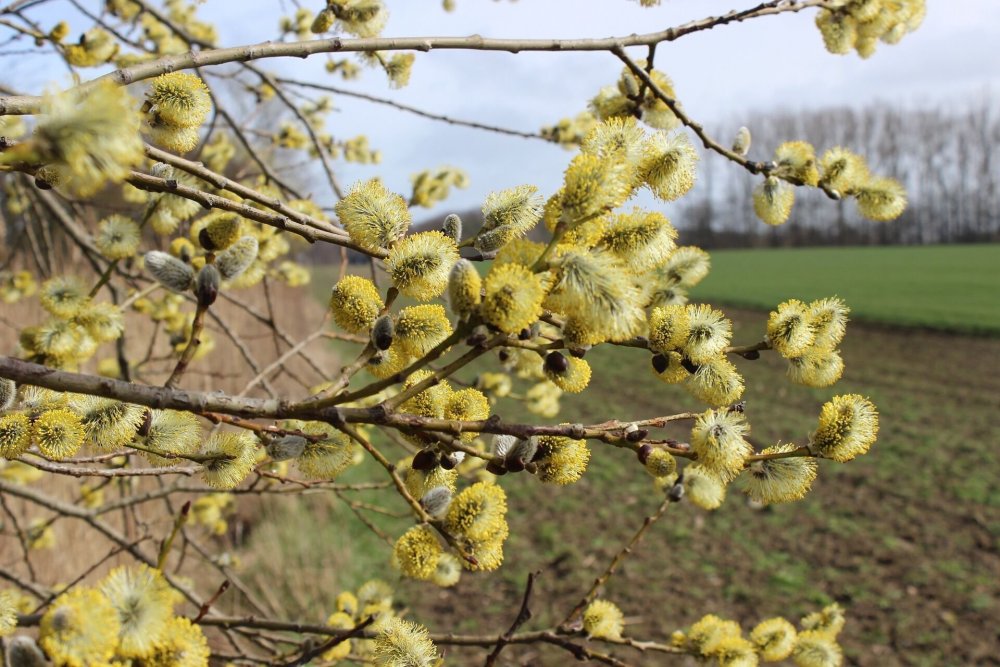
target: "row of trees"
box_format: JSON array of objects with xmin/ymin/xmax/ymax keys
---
[{"xmin": 678, "ymin": 95, "xmax": 1000, "ymax": 247}]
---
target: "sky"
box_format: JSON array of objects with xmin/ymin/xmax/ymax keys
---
[{"xmin": 6, "ymin": 0, "xmax": 1000, "ymax": 217}]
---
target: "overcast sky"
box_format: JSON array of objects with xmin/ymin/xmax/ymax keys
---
[{"xmin": 8, "ymin": 1, "xmax": 1000, "ymax": 216}]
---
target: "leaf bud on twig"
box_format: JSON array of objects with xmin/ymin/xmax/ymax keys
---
[
  {"xmin": 266, "ymin": 435, "xmax": 307, "ymax": 462},
  {"xmin": 420, "ymin": 486, "xmax": 452, "ymax": 517},
  {"xmin": 371, "ymin": 314, "xmax": 395, "ymax": 351},
  {"xmin": 442, "ymin": 213, "xmax": 462, "ymax": 243},
  {"xmin": 195, "ymin": 263, "xmax": 221, "ymax": 307}
]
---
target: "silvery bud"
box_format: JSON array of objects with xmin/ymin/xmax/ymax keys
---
[
  {"xmin": 5, "ymin": 636, "xmax": 48, "ymax": 667},
  {"xmin": 442, "ymin": 213, "xmax": 462, "ymax": 243},
  {"xmin": 371, "ymin": 314, "xmax": 395, "ymax": 351},
  {"xmin": 151, "ymin": 162, "xmax": 174, "ymax": 179},
  {"xmin": 504, "ymin": 436, "xmax": 538, "ymax": 473},
  {"xmin": 621, "ymin": 71, "xmax": 641, "ymax": 98},
  {"xmin": 0, "ymin": 378, "xmax": 16, "ymax": 411},
  {"xmin": 439, "ymin": 451, "xmax": 464, "ymax": 470},
  {"xmin": 266, "ymin": 435, "xmax": 307, "ymax": 461},
  {"xmin": 216, "ymin": 235, "xmax": 258, "ymax": 281},
  {"xmin": 732, "ymin": 126, "xmax": 751, "ymax": 156},
  {"xmin": 195, "ymin": 264, "xmax": 221, "ymax": 307},
  {"xmin": 668, "ymin": 478, "xmax": 685, "ymax": 502},
  {"xmin": 491, "ymin": 434, "xmax": 517, "ymax": 458},
  {"xmin": 472, "ymin": 226, "xmax": 509, "ymax": 253},
  {"xmin": 145, "ymin": 250, "xmax": 195, "ymax": 293},
  {"xmin": 420, "ymin": 486, "xmax": 452, "ymax": 517}
]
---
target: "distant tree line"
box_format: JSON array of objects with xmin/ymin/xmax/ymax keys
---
[{"xmin": 679, "ymin": 95, "xmax": 1000, "ymax": 248}]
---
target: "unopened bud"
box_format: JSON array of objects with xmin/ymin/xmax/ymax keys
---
[
  {"xmin": 371, "ymin": 314, "xmax": 395, "ymax": 351},
  {"xmin": 741, "ymin": 350, "xmax": 760, "ymax": 360},
  {"xmin": 668, "ymin": 477, "xmax": 685, "ymax": 502},
  {"xmin": 150, "ymin": 162, "xmax": 174, "ymax": 179},
  {"xmin": 195, "ymin": 264, "xmax": 221, "ymax": 307},
  {"xmin": 0, "ymin": 378, "xmax": 15, "ymax": 411},
  {"xmin": 466, "ymin": 324, "xmax": 490, "ymax": 348},
  {"xmin": 637, "ymin": 443, "xmax": 652, "ymax": 464},
  {"xmin": 651, "ymin": 353, "xmax": 669, "ymax": 374},
  {"xmin": 311, "ymin": 7, "xmax": 335, "ymax": 33},
  {"xmin": 266, "ymin": 435, "xmax": 307, "ymax": 461},
  {"xmin": 626, "ymin": 428, "xmax": 648, "ymax": 443},
  {"xmin": 472, "ymin": 226, "xmax": 510, "ymax": 254},
  {"xmin": 680, "ymin": 357, "xmax": 699, "ymax": 374},
  {"xmin": 34, "ymin": 165, "xmax": 62, "ymax": 190},
  {"xmin": 440, "ymin": 451, "xmax": 464, "ymax": 470},
  {"xmin": 731, "ymin": 126, "xmax": 752, "ymax": 156},
  {"xmin": 411, "ymin": 448, "xmax": 439, "ymax": 471},
  {"xmin": 145, "ymin": 250, "xmax": 195, "ymax": 293},
  {"xmin": 420, "ymin": 486, "xmax": 452, "ymax": 516},
  {"xmin": 544, "ymin": 351, "xmax": 568, "ymax": 374},
  {"xmin": 504, "ymin": 437, "xmax": 537, "ymax": 473},
  {"xmin": 442, "ymin": 213, "xmax": 462, "ymax": 243},
  {"xmin": 485, "ymin": 459, "xmax": 508, "ymax": 476},
  {"xmin": 137, "ymin": 409, "xmax": 152, "ymax": 437},
  {"xmin": 621, "ymin": 71, "xmax": 641, "ymax": 98},
  {"xmin": 569, "ymin": 346, "xmax": 589, "ymax": 358},
  {"xmin": 5, "ymin": 636, "xmax": 48, "ymax": 667},
  {"xmin": 216, "ymin": 235, "xmax": 259, "ymax": 281},
  {"xmin": 491, "ymin": 434, "xmax": 517, "ymax": 458}
]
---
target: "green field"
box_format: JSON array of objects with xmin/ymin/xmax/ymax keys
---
[{"xmin": 690, "ymin": 244, "xmax": 1000, "ymax": 335}]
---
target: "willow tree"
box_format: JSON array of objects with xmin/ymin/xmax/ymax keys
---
[{"xmin": 0, "ymin": 1, "xmax": 920, "ymax": 665}]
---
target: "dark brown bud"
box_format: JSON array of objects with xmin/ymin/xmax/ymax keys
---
[
  {"xmin": 195, "ymin": 264, "xmax": 221, "ymax": 307},
  {"xmin": 637, "ymin": 444, "xmax": 652, "ymax": 464},
  {"xmin": 498, "ymin": 350, "xmax": 510, "ymax": 363},
  {"xmin": 411, "ymin": 448, "xmax": 439, "ymax": 471},
  {"xmin": 524, "ymin": 461, "xmax": 538, "ymax": 474},
  {"xmin": 486, "ymin": 460, "xmax": 508, "ymax": 476},
  {"xmin": 680, "ymin": 357, "xmax": 700, "ymax": 374},
  {"xmin": 371, "ymin": 314, "xmax": 394, "ymax": 351},
  {"xmin": 545, "ymin": 351, "xmax": 568, "ymax": 374},
  {"xmin": 137, "ymin": 409, "xmax": 153, "ymax": 437},
  {"xmin": 439, "ymin": 452, "xmax": 460, "ymax": 470},
  {"xmin": 741, "ymin": 350, "xmax": 761, "ymax": 360},
  {"xmin": 198, "ymin": 226, "xmax": 218, "ymax": 252},
  {"xmin": 34, "ymin": 176, "xmax": 53, "ymax": 190},
  {"xmin": 505, "ymin": 457, "xmax": 525, "ymax": 473},
  {"xmin": 518, "ymin": 328, "xmax": 531, "ymax": 340},
  {"xmin": 626, "ymin": 428, "xmax": 648, "ymax": 443},
  {"xmin": 569, "ymin": 346, "xmax": 589, "ymax": 358},
  {"xmin": 668, "ymin": 481, "xmax": 685, "ymax": 502},
  {"xmin": 651, "ymin": 353, "xmax": 669, "ymax": 374}
]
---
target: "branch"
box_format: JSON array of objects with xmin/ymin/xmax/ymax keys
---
[
  {"xmin": 278, "ymin": 77, "xmax": 551, "ymax": 142},
  {"xmin": 484, "ymin": 570, "xmax": 540, "ymax": 666},
  {"xmin": 125, "ymin": 171, "xmax": 383, "ymax": 256},
  {"xmin": 612, "ymin": 46, "xmax": 840, "ymax": 199},
  {"xmin": 560, "ymin": 495, "xmax": 673, "ymax": 630},
  {"xmin": 0, "ymin": 0, "xmax": 827, "ymax": 114}
]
